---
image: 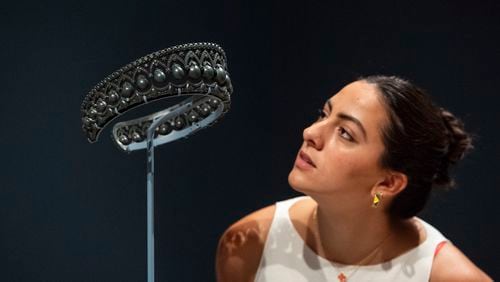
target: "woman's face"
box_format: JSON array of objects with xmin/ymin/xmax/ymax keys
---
[{"xmin": 288, "ymin": 80, "xmax": 390, "ymax": 199}]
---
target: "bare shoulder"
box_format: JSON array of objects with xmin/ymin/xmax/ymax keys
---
[
  {"xmin": 215, "ymin": 203, "xmax": 277, "ymax": 282},
  {"xmin": 430, "ymin": 241, "xmax": 493, "ymax": 282}
]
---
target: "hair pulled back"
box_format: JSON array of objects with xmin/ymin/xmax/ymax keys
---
[{"xmin": 359, "ymin": 75, "xmax": 475, "ymax": 219}]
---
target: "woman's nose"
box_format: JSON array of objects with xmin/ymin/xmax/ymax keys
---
[{"xmin": 303, "ymin": 121, "xmax": 324, "ymax": 149}]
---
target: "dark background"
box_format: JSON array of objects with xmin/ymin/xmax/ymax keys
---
[{"xmin": 1, "ymin": 1, "xmax": 498, "ymax": 281}]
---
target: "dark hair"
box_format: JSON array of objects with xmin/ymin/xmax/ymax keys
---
[{"xmin": 358, "ymin": 75, "xmax": 475, "ymax": 219}]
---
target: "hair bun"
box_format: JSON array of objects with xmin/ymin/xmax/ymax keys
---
[{"xmin": 433, "ymin": 107, "xmax": 475, "ymax": 188}]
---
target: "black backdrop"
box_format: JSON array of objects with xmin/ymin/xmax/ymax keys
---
[{"xmin": 1, "ymin": 1, "xmax": 498, "ymax": 281}]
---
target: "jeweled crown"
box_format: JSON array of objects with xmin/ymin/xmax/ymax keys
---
[{"xmin": 80, "ymin": 42, "xmax": 232, "ymax": 150}]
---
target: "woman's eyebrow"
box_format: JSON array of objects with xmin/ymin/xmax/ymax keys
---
[{"xmin": 325, "ymin": 99, "xmax": 367, "ymax": 140}]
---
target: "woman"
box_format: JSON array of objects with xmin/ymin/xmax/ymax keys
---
[{"xmin": 216, "ymin": 75, "xmax": 493, "ymax": 281}]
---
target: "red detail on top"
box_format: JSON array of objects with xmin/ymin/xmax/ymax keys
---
[{"xmin": 434, "ymin": 241, "xmax": 447, "ymax": 258}]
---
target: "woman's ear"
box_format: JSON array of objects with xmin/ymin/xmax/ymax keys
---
[{"xmin": 372, "ymin": 170, "xmax": 408, "ymax": 198}]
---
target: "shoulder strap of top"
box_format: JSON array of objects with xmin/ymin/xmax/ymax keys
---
[
  {"xmin": 417, "ymin": 217, "xmax": 450, "ymax": 242},
  {"xmin": 274, "ymin": 196, "xmax": 308, "ymax": 221},
  {"xmin": 254, "ymin": 196, "xmax": 309, "ymax": 281},
  {"xmin": 414, "ymin": 217, "xmax": 452, "ymax": 260},
  {"xmin": 434, "ymin": 241, "xmax": 447, "ymax": 257},
  {"xmin": 261, "ymin": 195, "xmax": 309, "ymax": 245}
]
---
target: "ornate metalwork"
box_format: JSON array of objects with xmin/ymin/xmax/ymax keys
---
[{"xmin": 80, "ymin": 42, "xmax": 232, "ymax": 151}]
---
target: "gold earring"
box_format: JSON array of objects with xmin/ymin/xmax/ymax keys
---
[{"xmin": 372, "ymin": 191, "xmax": 383, "ymax": 208}]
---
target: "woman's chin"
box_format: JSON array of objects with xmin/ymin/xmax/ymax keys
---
[{"xmin": 288, "ymin": 171, "xmax": 310, "ymax": 193}]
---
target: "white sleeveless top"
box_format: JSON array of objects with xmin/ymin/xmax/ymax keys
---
[{"xmin": 254, "ymin": 196, "xmax": 450, "ymax": 282}]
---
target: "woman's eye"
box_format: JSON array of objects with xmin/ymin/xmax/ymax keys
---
[
  {"xmin": 338, "ymin": 127, "xmax": 354, "ymax": 141},
  {"xmin": 314, "ymin": 109, "xmax": 354, "ymax": 142}
]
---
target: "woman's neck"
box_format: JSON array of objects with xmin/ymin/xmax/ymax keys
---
[{"xmin": 308, "ymin": 197, "xmax": 408, "ymax": 265}]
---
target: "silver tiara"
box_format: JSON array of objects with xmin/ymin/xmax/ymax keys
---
[{"xmin": 80, "ymin": 42, "xmax": 232, "ymax": 152}]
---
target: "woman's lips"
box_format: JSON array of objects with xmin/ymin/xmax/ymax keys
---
[{"xmin": 295, "ymin": 150, "xmax": 316, "ymax": 170}]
